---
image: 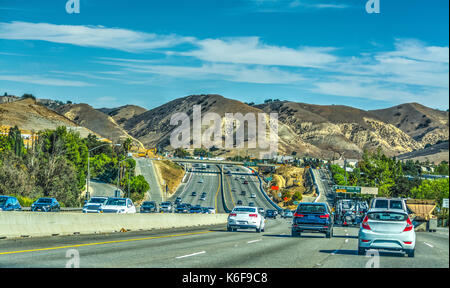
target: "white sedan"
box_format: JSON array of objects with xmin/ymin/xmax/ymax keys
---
[{"xmin": 227, "ymin": 206, "xmax": 265, "ymax": 233}]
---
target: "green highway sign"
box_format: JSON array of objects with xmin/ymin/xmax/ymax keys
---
[{"xmin": 333, "ymin": 185, "xmax": 362, "ymax": 193}]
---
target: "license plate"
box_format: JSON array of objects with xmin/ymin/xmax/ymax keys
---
[{"xmin": 238, "ymin": 221, "xmax": 247, "ymax": 224}]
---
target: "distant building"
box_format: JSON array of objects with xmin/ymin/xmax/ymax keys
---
[{"xmin": 332, "ymin": 159, "xmax": 359, "ymax": 168}]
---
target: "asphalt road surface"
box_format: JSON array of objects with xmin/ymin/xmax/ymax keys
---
[
  {"xmin": 0, "ymin": 218, "xmax": 447, "ymax": 268},
  {"xmin": 135, "ymin": 158, "xmax": 163, "ymax": 203},
  {"xmin": 169, "ymin": 165, "xmax": 222, "ymax": 212}
]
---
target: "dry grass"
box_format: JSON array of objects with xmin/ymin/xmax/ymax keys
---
[{"xmin": 153, "ymin": 160, "xmax": 185, "ymax": 196}]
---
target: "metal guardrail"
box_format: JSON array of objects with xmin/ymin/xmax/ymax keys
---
[{"xmin": 255, "ymin": 172, "xmax": 283, "ymax": 213}]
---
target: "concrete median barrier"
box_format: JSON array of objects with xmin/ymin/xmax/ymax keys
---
[{"xmin": 0, "ymin": 212, "xmax": 228, "ymax": 239}]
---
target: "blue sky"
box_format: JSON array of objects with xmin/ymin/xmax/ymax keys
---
[{"xmin": 0, "ymin": 0, "xmax": 448, "ymax": 110}]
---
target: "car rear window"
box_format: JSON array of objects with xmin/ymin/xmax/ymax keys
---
[
  {"xmin": 367, "ymin": 212, "xmax": 408, "ymax": 222},
  {"xmin": 389, "ymin": 200, "xmax": 403, "ymax": 210},
  {"xmin": 233, "ymin": 207, "xmax": 256, "ymax": 213},
  {"xmin": 296, "ymin": 204, "xmax": 327, "ymax": 213},
  {"xmin": 374, "ymin": 200, "xmax": 388, "ymax": 209}
]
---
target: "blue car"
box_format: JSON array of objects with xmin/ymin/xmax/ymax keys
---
[
  {"xmin": 292, "ymin": 202, "xmax": 334, "ymax": 238},
  {"xmin": 31, "ymin": 198, "xmax": 61, "ymax": 212},
  {"xmin": 0, "ymin": 196, "xmax": 22, "ymax": 211}
]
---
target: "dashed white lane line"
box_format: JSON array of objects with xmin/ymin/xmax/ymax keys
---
[
  {"xmin": 247, "ymin": 239, "xmax": 262, "ymax": 244},
  {"xmin": 345, "ymin": 239, "xmax": 349, "ymax": 243},
  {"xmin": 176, "ymin": 251, "xmax": 206, "ymax": 259},
  {"xmin": 424, "ymin": 242, "xmax": 434, "ymax": 248}
]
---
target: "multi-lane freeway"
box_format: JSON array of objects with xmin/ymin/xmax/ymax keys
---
[
  {"xmin": 0, "ymin": 164, "xmax": 448, "ymax": 268},
  {"xmin": 0, "ymin": 217, "xmax": 447, "ymax": 268}
]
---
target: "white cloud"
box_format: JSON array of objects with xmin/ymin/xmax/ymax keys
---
[
  {"xmin": 98, "ymin": 59, "xmax": 305, "ymax": 84},
  {"xmin": 0, "ymin": 21, "xmax": 193, "ymax": 52},
  {"xmin": 0, "ymin": 74, "xmax": 93, "ymax": 87},
  {"xmin": 182, "ymin": 37, "xmax": 337, "ymax": 68}
]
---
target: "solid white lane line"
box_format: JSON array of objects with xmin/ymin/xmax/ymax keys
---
[
  {"xmin": 176, "ymin": 251, "xmax": 206, "ymax": 259},
  {"xmin": 424, "ymin": 242, "xmax": 434, "ymax": 248},
  {"xmin": 247, "ymin": 239, "xmax": 262, "ymax": 244}
]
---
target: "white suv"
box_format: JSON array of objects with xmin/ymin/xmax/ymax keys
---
[
  {"xmin": 227, "ymin": 206, "xmax": 265, "ymax": 233},
  {"xmin": 100, "ymin": 198, "xmax": 136, "ymax": 214}
]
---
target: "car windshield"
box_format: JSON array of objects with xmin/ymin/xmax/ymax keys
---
[
  {"xmin": 296, "ymin": 204, "xmax": 326, "ymax": 213},
  {"xmin": 390, "ymin": 200, "xmax": 403, "ymax": 210},
  {"xmin": 90, "ymin": 198, "xmax": 106, "ymax": 204},
  {"xmin": 143, "ymin": 202, "xmax": 154, "ymax": 207},
  {"xmin": 37, "ymin": 198, "xmax": 52, "ymax": 204},
  {"xmin": 233, "ymin": 207, "xmax": 256, "ymax": 213},
  {"xmin": 106, "ymin": 199, "xmax": 126, "ymax": 206},
  {"xmin": 374, "ymin": 200, "xmax": 389, "ymax": 209},
  {"xmin": 342, "ymin": 201, "xmax": 353, "ymax": 209},
  {"xmin": 368, "ymin": 212, "xmax": 408, "ymax": 222}
]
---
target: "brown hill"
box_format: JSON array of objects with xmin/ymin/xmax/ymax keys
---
[
  {"xmin": 0, "ymin": 98, "xmax": 96, "ymax": 137},
  {"xmin": 256, "ymin": 101, "xmax": 423, "ymax": 158},
  {"xmin": 98, "ymin": 105, "xmax": 147, "ymax": 127},
  {"xmin": 124, "ymin": 95, "xmax": 426, "ymax": 158},
  {"xmin": 369, "ymin": 103, "xmax": 449, "ymax": 146},
  {"xmin": 55, "ymin": 103, "xmax": 144, "ymax": 147}
]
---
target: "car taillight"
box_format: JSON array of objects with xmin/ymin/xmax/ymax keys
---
[
  {"xmin": 294, "ymin": 213, "xmax": 304, "ymax": 217},
  {"xmin": 249, "ymin": 214, "xmax": 257, "ymax": 217},
  {"xmin": 229, "ymin": 213, "xmax": 237, "ymax": 217},
  {"xmin": 403, "ymin": 217, "xmax": 413, "ymax": 232},
  {"xmin": 362, "ymin": 215, "xmax": 371, "ymax": 230},
  {"xmin": 404, "ymin": 241, "xmax": 412, "ymax": 245},
  {"xmin": 319, "ymin": 214, "xmax": 330, "ymax": 219}
]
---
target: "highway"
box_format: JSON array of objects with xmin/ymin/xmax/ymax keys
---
[
  {"xmin": 169, "ymin": 164, "xmax": 223, "ymax": 212},
  {"xmin": 0, "ymin": 163, "xmax": 448, "ymax": 268},
  {"xmin": 135, "ymin": 158, "xmax": 163, "ymax": 203},
  {"xmin": 223, "ymin": 165, "xmax": 276, "ymax": 211},
  {"xmin": 0, "ymin": 218, "xmax": 447, "ymax": 268}
]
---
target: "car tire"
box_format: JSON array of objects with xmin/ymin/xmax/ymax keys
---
[
  {"xmin": 358, "ymin": 247, "xmax": 366, "ymax": 256},
  {"xmin": 227, "ymin": 226, "xmax": 232, "ymax": 232},
  {"xmin": 256, "ymin": 227, "xmax": 261, "ymax": 233},
  {"xmin": 326, "ymin": 231, "xmax": 332, "ymax": 238},
  {"xmin": 406, "ymin": 249, "xmax": 415, "ymax": 258}
]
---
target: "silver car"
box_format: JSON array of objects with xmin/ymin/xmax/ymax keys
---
[{"xmin": 358, "ymin": 208, "xmax": 416, "ymax": 257}]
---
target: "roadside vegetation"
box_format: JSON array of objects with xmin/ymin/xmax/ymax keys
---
[
  {"xmin": 0, "ymin": 126, "xmax": 149, "ymax": 206},
  {"xmin": 329, "ymin": 149, "xmax": 449, "ymax": 208}
]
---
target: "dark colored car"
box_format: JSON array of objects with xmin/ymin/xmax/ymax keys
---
[
  {"xmin": 265, "ymin": 209, "xmax": 277, "ymax": 219},
  {"xmin": 140, "ymin": 201, "xmax": 158, "ymax": 213},
  {"xmin": 31, "ymin": 198, "xmax": 60, "ymax": 212},
  {"xmin": 191, "ymin": 192, "xmax": 197, "ymax": 197},
  {"xmin": 0, "ymin": 196, "xmax": 22, "ymax": 211},
  {"xmin": 201, "ymin": 207, "xmax": 209, "ymax": 214},
  {"xmin": 236, "ymin": 200, "xmax": 243, "ymax": 205},
  {"xmin": 190, "ymin": 206, "xmax": 203, "ymax": 214},
  {"xmin": 248, "ymin": 202, "xmax": 255, "ymax": 207},
  {"xmin": 243, "ymin": 180, "xmax": 249, "ymax": 185},
  {"xmin": 175, "ymin": 197, "xmax": 182, "ymax": 204},
  {"xmin": 292, "ymin": 202, "xmax": 333, "ymax": 238},
  {"xmin": 176, "ymin": 203, "xmax": 189, "ymax": 213},
  {"xmin": 240, "ymin": 191, "xmax": 246, "ymax": 196}
]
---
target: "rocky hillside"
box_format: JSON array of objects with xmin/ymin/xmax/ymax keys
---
[
  {"xmin": 0, "ymin": 98, "xmax": 96, "ymax": 137},
  {"xmin": 55, "ymin": 103, "xmax": 144, "ymax": 147},
  {"xmin": 369, "ymin": 103, "xmax": 449, "ymax": 146},
  {"xmin": 98, "ymin": 105, "xmax": 147, "ymax": 127}
]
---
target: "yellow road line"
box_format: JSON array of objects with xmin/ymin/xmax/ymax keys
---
[
  {"xmin": 0, "ymin": 231, "xmax": 212, "ymax": 256},
  {"xmin": 214, "ymin": 172, "xmax": 221, "ymax": 212}
]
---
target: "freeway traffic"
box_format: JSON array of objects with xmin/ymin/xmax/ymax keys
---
[
  {"xmin": 0, "ymin": 164, "xmax": 448, "ymax": 268},
  {"xmin": 0, "ymin": 216, "xmax": 447, "ymax": 268}
]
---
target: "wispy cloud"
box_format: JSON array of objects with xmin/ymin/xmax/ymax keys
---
[
  {"xmin": 0, "ymin": 74, "xmax": 93, "ymax": 87},
  {"xmin": 182, "ymin": 37, "xmax": 337, "ymax": 68},
  {"xmin": 0, "ymin": 21, "xmax": 194, "ymax": 52}
]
